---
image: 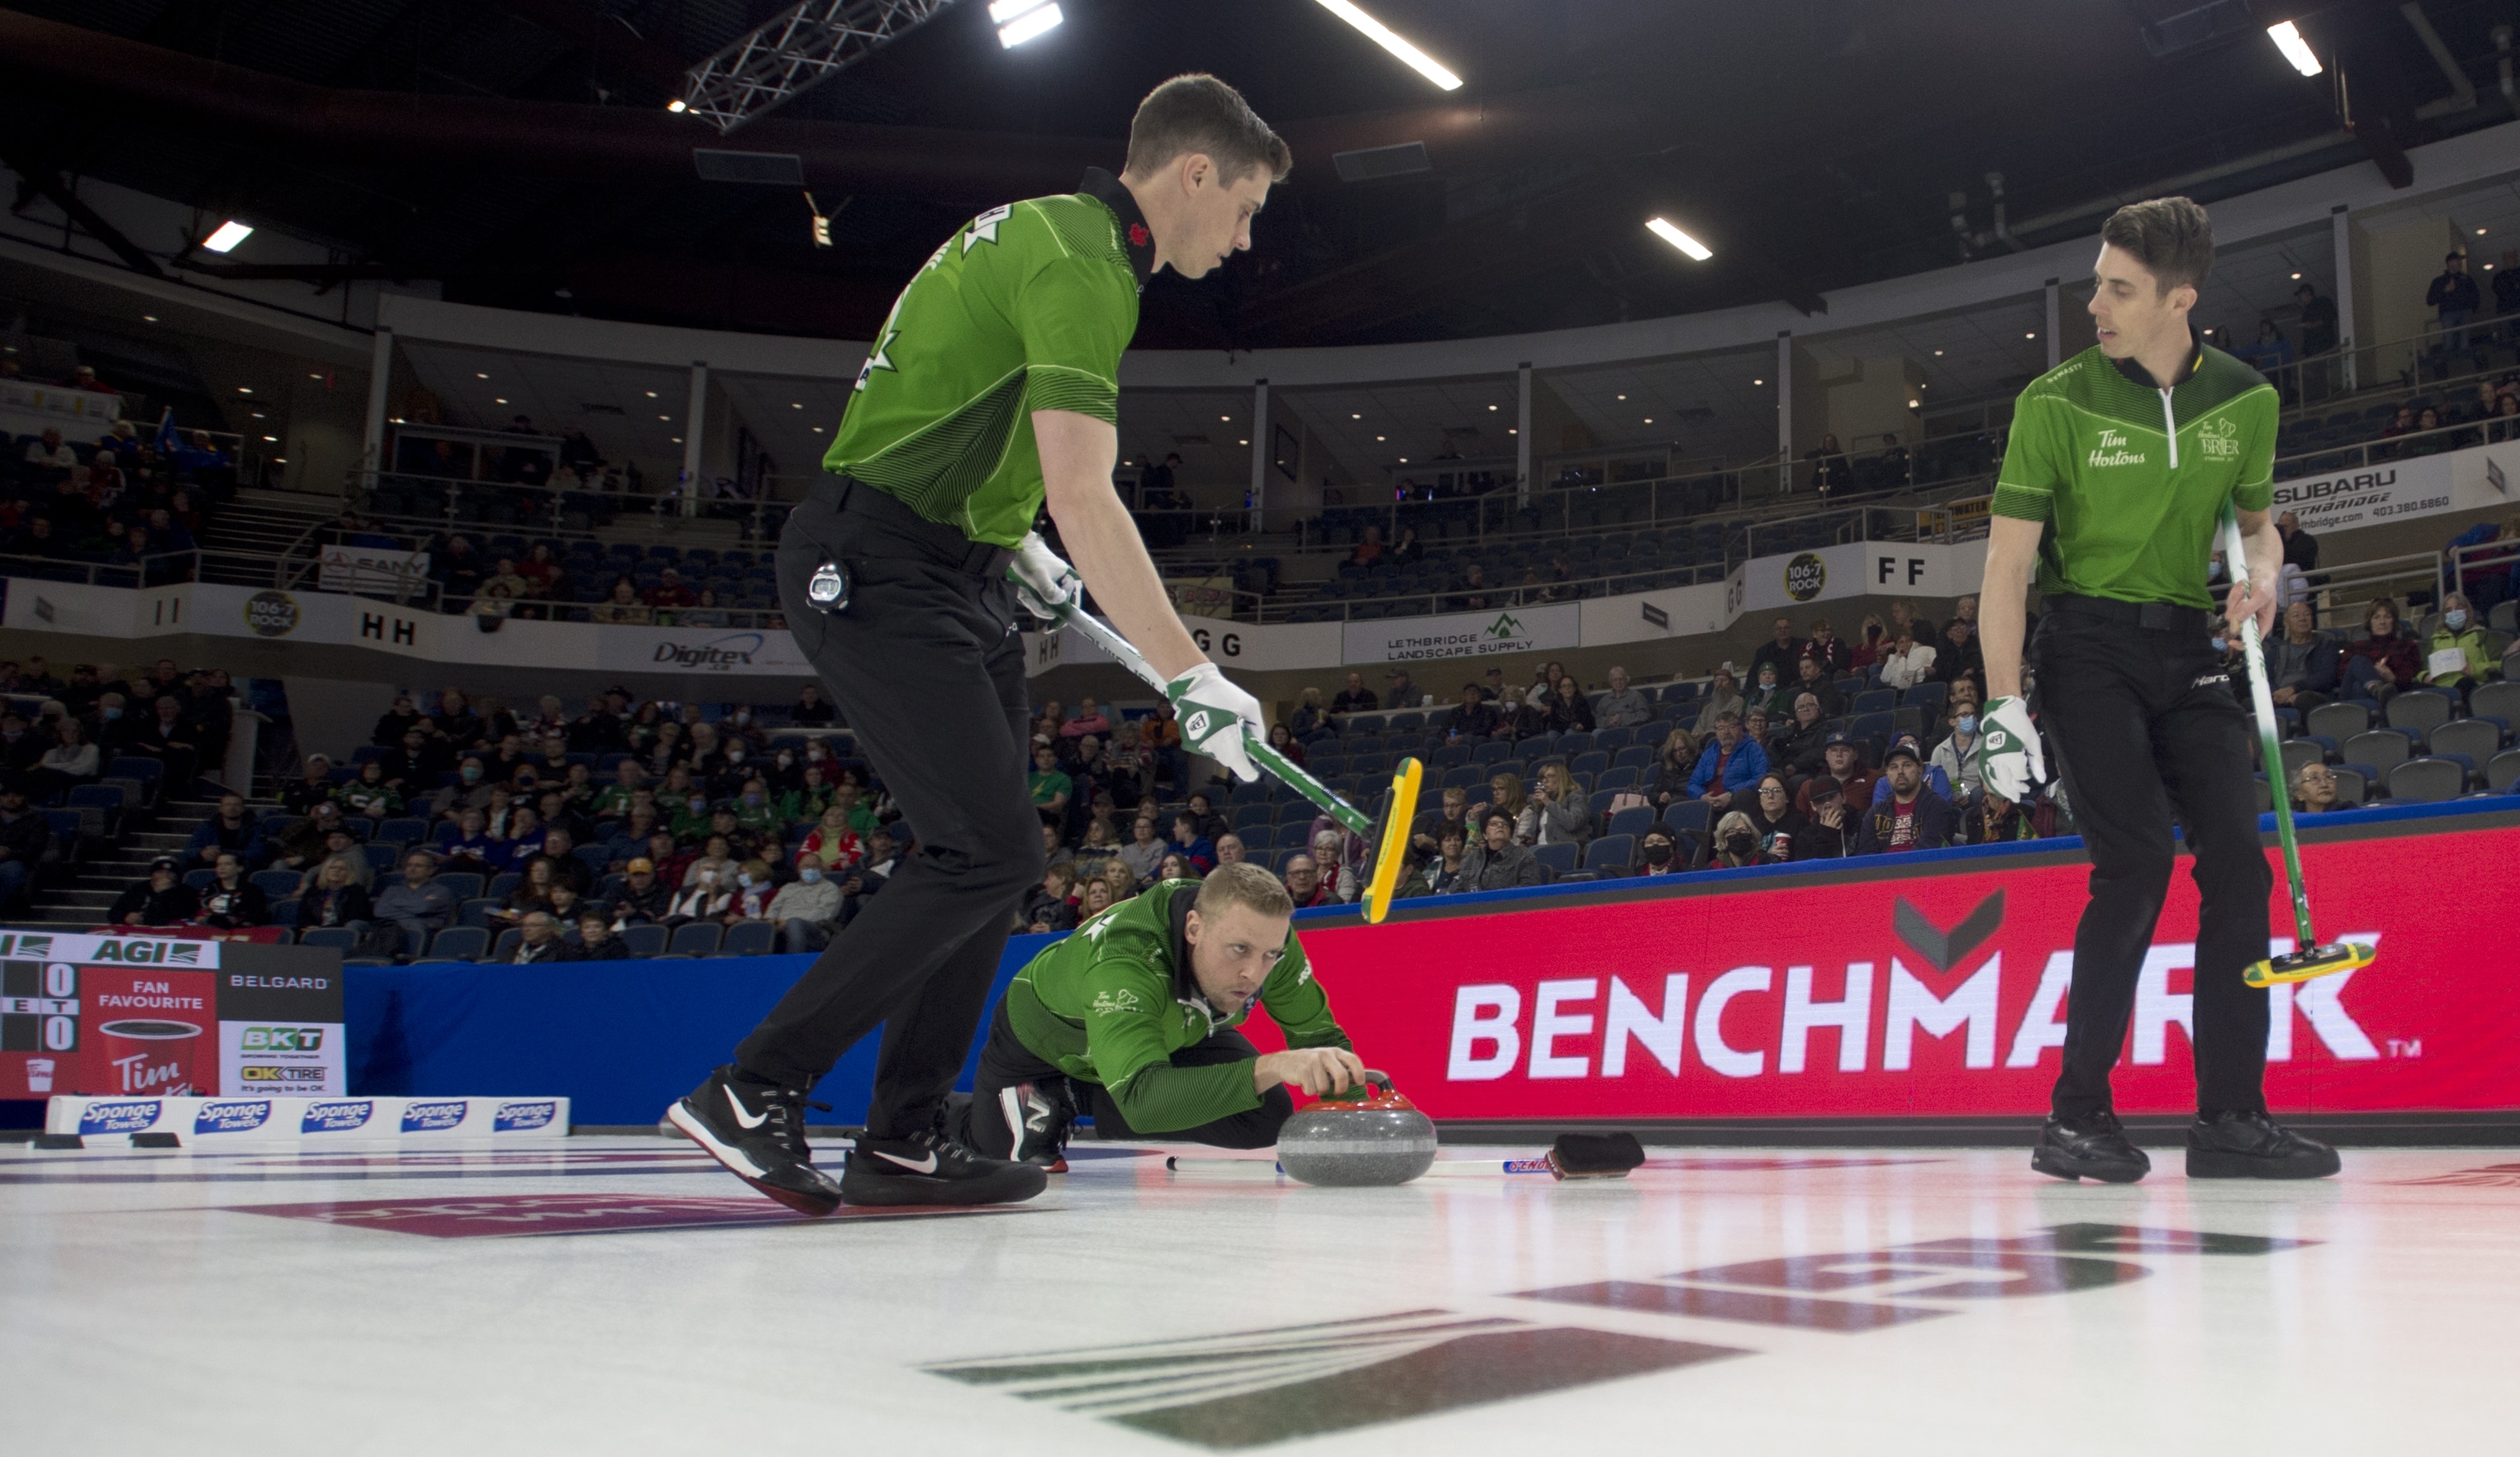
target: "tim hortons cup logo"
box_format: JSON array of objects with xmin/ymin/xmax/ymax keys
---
[{"xmin": 97, "ymin": 1018, "xmax": 204, "ymax": 1095}]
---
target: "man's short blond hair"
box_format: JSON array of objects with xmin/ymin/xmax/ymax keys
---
[{"xmin": 1195, "ymin": 859, "xmax": 1294, "ymax": 918}]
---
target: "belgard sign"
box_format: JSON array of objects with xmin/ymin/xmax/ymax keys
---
[{"xmin": 1277, "ymin": 821, "xmax": 2518, "ymax": 1121}]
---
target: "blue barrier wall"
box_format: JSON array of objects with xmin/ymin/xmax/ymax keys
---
[{"xmin": 347, "ymin": 932, "xmax": 1059, "ymax": 1126}]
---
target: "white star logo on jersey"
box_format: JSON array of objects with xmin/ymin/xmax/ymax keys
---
[
  {"xmin": 963, "ymin": 204, "xmax": 1013, "ymax": 254},
  {"xmin": 853, "ymin": 328, "xmax": 897, "ymax": 393}
]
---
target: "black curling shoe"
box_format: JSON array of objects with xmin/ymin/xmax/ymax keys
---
[
  {"xmin": 2031, "ymin": 1110, "xmax": 2152, "ymax": 1183},
  {"xmin": 2185, "ymin": 1110, "xmax": 2341, "ymax": 1179}
]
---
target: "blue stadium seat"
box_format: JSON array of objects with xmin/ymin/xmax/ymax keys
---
[
  {"xmin": 250, "ymin": 869, "xmax": 302, "ymax": 899},
  {"xmin": 428, "ymin": 926, "xmax": 489, "ymax": 962},
  {"xmin": 1532, "ymin": 843, "xmax": 1580, "ymax": 879},
  {"xmin": 1606, "ymin": 807, "xmax": 1657, "ymax": 839},
  {"xmin": 1585, "ymin": 834, "xmax": 1635, "ymax": 872},
  {"xmin": 719, "ymin": 921, "xmax": 777, "ymax": 957},
  {"xmin": 296, "ymin": 926, "xmax": 362, "ymax": 954},
  {"xmin": 435, "ymin": 872, "xmax": 484, "ymax": 902},
  {"xmin": 1663, "ymin": 801, "xmax": 1712, "ymax": 835},
  {"xmin": 490, "ymin": 928, "xmax": 525, "ymax": 962},
  {"xmin": 667, "ymin": 921, "xmax": 723, "ymax": 957},
  {"xmin": 618, "ymin": 923, "xmax": 669, "ymax": 958}
]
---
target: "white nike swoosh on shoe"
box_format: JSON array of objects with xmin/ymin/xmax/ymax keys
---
[
  {"xmin": 725, "ymin": 1085, "xmax": 768, "ymax": 1130},
  {"xmin": 873, "ymin": 1149, "xmax": 939, "ymax": 1174}
]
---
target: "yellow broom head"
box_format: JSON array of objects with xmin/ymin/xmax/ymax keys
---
[
  {"xmin": 1360, "ymin": 758, "xmax": 1424, "ymax": 926},
  {"xmin": 2243, "ymin": 941, "xmax": 2376, "ymax": 988}
]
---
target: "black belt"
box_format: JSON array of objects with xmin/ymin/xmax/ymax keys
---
[
  {"xmin": 817, "ymin": 473, "xmax": 1015, "ymax": 579},
  {"xmin": 2048, "ymin": 592, "xmax": 2211, "ymax": 633}
]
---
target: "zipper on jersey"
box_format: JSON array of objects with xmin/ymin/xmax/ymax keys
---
[{"xmin": 2159, "ymin": 388, "xmax": 2179, "ymax": 468}]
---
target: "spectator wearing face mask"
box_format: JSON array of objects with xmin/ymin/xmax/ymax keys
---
[
  {"xmin": 1709, "ymin": 811, "xmax": 1763, "ymax": 869},
  {"xmin": 764, "ymin": 859, "xmax": 844, "ymax": 952},
  {"xmin": 2423, "ymin": 592, "xmax": 2498, "ymax": 697},
  {"xmin": 1928, "ymin": 702, "xmax": 1985, "ymax": 809},
  {"xmin": 1635, "ymin": 826, "xmax": 1685, "ymax": 875}
]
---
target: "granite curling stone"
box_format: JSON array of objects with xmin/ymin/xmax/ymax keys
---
[{"xmin": 1274, "ymin": 1070, "xmax": 1438, "ymax": 1187}]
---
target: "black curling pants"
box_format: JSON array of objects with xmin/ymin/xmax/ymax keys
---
[
  {"xmin": 732, "ymin": 481, "xmax": 1043, "ymax": 1139},
  {"xmin": 968, "ymin": 998, "xmax": 1294, "ymax": 1153},
  {"xmin": 2034, "ymin": 600, "xmax": 2273, "ymax": 1121}
]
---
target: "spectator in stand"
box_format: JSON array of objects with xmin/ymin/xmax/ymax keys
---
[
  {"xmin": 370, "ymin": 693, "xmax": 426, "ymax": 748},
  {"xmin": 1648, "ymin": 728, "xmax": 1702, "ymax": 811},
  {"xmin": 23, "ymin": 427, "xmax": 78, "ymax": 470},
  {"xmin": 1747, "ymin": 663, "xmax": 1795, "ymax": 723},
  {"xmin": 1331, "ymin": 671, "xmax": 1379, "ymax": 715},
  {"xmin": 1024, "ymin": 864, "xmax": 1078, "ymax": 934},
  {"xmin": 1288, "ymin": 687, "xmax": 1332, "ymax": 742},
  {"xmin": 1028, "ymin": 741, "xmax": 1072, "ymax": 824},
  {"xmin": 795, "ymin": 804, "xmax": 863, "ymax": 874},
  {"xmin": 1264, "ymin": 722, "xmax": 1306, "ymax": 769},
  {"xmin": 2342, "ymin": 598, "xmax": 2422, "ymax": 701},
  {"xmin": 1118, "ymin": 814, "xmax": 1167, "ymax": 885},
  {"xmin": 1878, "ymin": 626, "xmax": 1937, "ymax": 691},
  {"xmin": 643, "ymin": 569, "xmax": 697, "ymax": 612},
  {"xmin": 1633, "ymin": 826, "xmax": 1684, "ymax": 876},
  {"xmin": 1802, "ymin": 618, "xmax": 1852, "ymax": 677},
  {"xmin": 505, "ymin": 910, "xmax": 582, "ymax": 964},
  {"xmin": 335, "ymin": 760, "xmax": 403, "ymax": 821},
  {"xmin": 1928, "ymin": 702, "xmax": 1984, "ymax": 811},
  {"xmin": 373, "ymin": 851, "xmax": 457, "ymax": 951},
  {"xmin": 1750, "ymin": 617, "xmax": 1804, "ymax": 684},
  {"xmin": 296, "ymin": 855, "xmax": 374, "ymax": 940},
  {"xmin": 1709, "ymin": 812, "xmax": 1762, "ymax": 869},
  {"xmin": 1284, "ymin": 854, "xmax": 1335, "ymax": 908},
  {"xmin": 2423, "ymin": 591, "xmax": 2497, "ymax": 695},
  {"xmin": 1543, "ymin": 677, "xmax": 1595, "ymax": 735},
  {"xmin": 2296, "ymin": 280, "xmax": 2339, "ymax": 357},
  {"xmin": 1794, "ymin": 732, "xmax": 1873, "ymax": 816},
  {"xmin": 1805, "ymin": 433, "xmax": 1853, "ymax": 496},
  {"xmin": 1856, "ymin": 744, "xmax": 1954, "ymax": 855},
  {"xmin": 111, "ymin": 856, "xmax": 201, "ymax": 927},
  {"xmin": 1383, "ymin": 669, "xmax": 1418, "ymax": 710},
  {"xmin": 665, "ymin": 859, "xmax": 735, "ymax": 926},
  {"xmin": 1061, "ymin": 697, "xmax": 1112, "ymax": 740},
  {"xmin": 721, "ymin": 861, "xmax": 777, "ymax": 928},
  {"xmin": 1453, "ymin": 811, "xmax": 1541, "ymax": 891},
  {"xmin": 611, "ymin": 858, "xmax": 674, "ymax": 924},
  {"xmin": 790, "ymin": 683, "xmax": 836, "ymax": 727},
  {"xmin": 31, "ymin": 717, "xmax": 97, "ymax": 799},
  {"xmin": 1350, "ymin": 525, "xmax": 1385, "ymax": 568},
  {"xmin": 1771, "ymin": 693, "xmax": 1833, "ymax": 775},
  {"xmin": 66, "ymin": 363, "xmax": 113, "ymax": 393},
  {"xmin": 1931, "ymin": 618, "xmax": 1984, "ymax": 694},
  {"xmin": 1406, "ymin": 826, "xmax": 1467, "ymax": 896},
  {"xmin": 592, "ymin": 577, "xmax": 650, "ymax": 624},
  {"xmin": 0, "ymin": 781, "xmax": 50, "ymax": 911},
  {"xmin": 193, "ymin": 852, "xmax": 268, "ymax": 929},
  {"xmin": 1869, "ymin": 732, "xmax": 1952, "ymax": 807},
  {"xmin": 266, "ymin": 801, "xmax": 348, "ymax": 880},
  {"xmin": 1153, "ymin": 852, "xmax": 1197, "ymax": 884},
  {"xmin": 1692, "ymin": 669, "xmax": 1744, "ymax": 736},
  {"xmin": 1168, "ymin": 812, "xmax": 1216, "ymax": 874},
  {"xmin": 2265, "ymin": 600, "xmax": 2341, "ymax": 711},
  {"xmin": 2292, "ymin": 762, "xmax": 2342, "ymax": 814},
  {"xmin": 1142, "ymin": 701, "xmax": 1185, "ymax": 793},
  {"xmin": 186, "ymin": 794, "xmax": 259, "ymax": 869},
  {"xmin": 1791, "ymin": 655, "xmax": 1842, "ymax": 718},
  {"xmin": 1529, "ymin": 762, "xmax": 1591, "ymax": 849},
  {"xmin": 1794, "ymin": 776, "xmax": 1855, "ymax": 860},
  {"xmin": 121, "ymin": 695, "xmax": 202, "ymax": 796},
  {"xmin": 2406, "ymin": 407, "xmax": 2448, "ymax": 457},
  {"xmin": 1595, "ymin": 666, "xmax": 1651, "ymax": 730},
  {"xmin": 2427, "ymin": 248, "xmax": 2481, "ymax": 355},
  {"xmin": 576, "ymin": 911, "xmax": 625, "ymax": 957},
  {"xmin": 1741, "ymin": 774, "xmax": 1808, "ymax": 863},
  {"xmin": 1687, "ymin": 711, "xmax": 1768, "ymax": 814},
  {"xmin": 1472, "ymin": 771, "xmax": 1537, "ymax": 844},
  {"xmin": 1495, "ymin": 686, "xmax": 1547, "ymax": 743},
  {"xmin": 1446, "ymin": 683, "xmax": 1502, "ymax": 742}
]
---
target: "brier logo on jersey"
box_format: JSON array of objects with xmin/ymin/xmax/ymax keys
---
[{"xmin": 1288, "ymin": 821, "xmax": 2520, "ymax": 1121}]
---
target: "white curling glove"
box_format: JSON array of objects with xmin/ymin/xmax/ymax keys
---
[
  {"xmin": 1977, "ymin": 696, "xmax": 2049, "ymax": 804},
  {"xmin": 1164, "ymin": 663, "xmax": 1265, "ymax": 783},
  {"xmin": 1006, "ymin": 531, "xmax": 1082, "ymax": 621}
]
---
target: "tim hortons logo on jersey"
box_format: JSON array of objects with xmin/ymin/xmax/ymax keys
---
[
  {"xmin": 1090, "ymin": 988, "xmax": 1144, "ymax": 1017},
  {"xmin": 2088, "ymin": 428, "xmax": 2147, "ymax": 469},
  {"xmin": 2197, "ymin": 417, "xmax": 2242, "ymax": 458},
  {"xmin": 1441, "ymin": 893, "xmax": 2380, "ymax": 1084}
]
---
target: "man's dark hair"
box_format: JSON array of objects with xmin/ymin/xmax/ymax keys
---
[
  {"xmin": 2446, "ymin": 250, "xmax": 2466, "ymax": 264},
  {"xmin": 2100, "ymin": 197, "xmax": 2215, "ymax": 294},
  {"xmin": 1482, "ymin": 811, "xmax": 1514, "ymax": 831},
  {"xmin": 1125, "ymin": 74, "xmax": 1291, "ymax": 184}
]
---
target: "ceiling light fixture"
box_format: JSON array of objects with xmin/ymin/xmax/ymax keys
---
[
  {"xmin": 645, "ymin": 390, "xmax": 659, "ymax": 398},
  {"xmin": 791, "ymin": 402, "xmax": 803, "ymax": 408},
  {"xmin": 2290, "ymin": 272, "xmax": 2303, "ymax": 279},
  {"xmin": 667, "ymin": 98, "xmax": 688, "ymax": 113},
  {"xmin": 1312, "ymin": 1, "xmax": 1462, "ymax": 89},
  {"xmin": 202, "ymin": 220, "xmax": 254, "ymax": 253},
  {"xmin": 659, "ymin": 414, "xmax": 671, "ymax": 421},
  {"xmin": 237, "ymin": 387, "xmax": 253, "ymax": 394},
  {"xmin": 2266, "ymin": 20, "xmax": 2322, "ymax": 77},
  {"xmin": 1489, "ymin": 404, "xmax": 1499, "ymax": 411},
  {"xmin": 992, "ymin": 0, "xmax": 1063, "ymax": 47},
  {"xmin": 1645, "ymin": 217, "xmax": 1713, "ymax": 260},
  {"xmin": 1753, "ymin": 379, "xmax": 1763, "ymax": 386},
  {"xmin": 2026, "ymin": 331, "xmax": 2037, "ymax": 340},
  {"xmin": 476, "ymin": 372, "xmax": 490, "ymax": 379},
  {"xmin": 495, "ymin": 398, "xmax": 508, "ymax": 404},
  {"xmin": 142, "ymin": 314, "xmax": 158, "ymax": 322},
  {"xmin": 262, "ymin": 435, "xmax": 278, "ymax": 442}
]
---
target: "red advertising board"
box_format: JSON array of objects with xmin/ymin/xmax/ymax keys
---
[{"xmin": 1278, "ymin": 818, "xmax": 2520, "ymax": 1120}]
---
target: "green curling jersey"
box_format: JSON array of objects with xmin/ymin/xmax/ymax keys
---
[
  {"xmin": 1991, "ymin": 331, "xmax": 2276, "ymax": 610},
  {"xmin": 1005, "ymin": 879, "xmax": 1353, "ymax": 1134},
  {"xmin": 822, "ymin": 168, "xmax": 1154, "ymax": 548}
]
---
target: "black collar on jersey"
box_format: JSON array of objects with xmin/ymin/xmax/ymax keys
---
[
  {"xmin": 1166, "ymin": 884, "xmax": 1196, "ymax": 999},
  {"xmin": 2112, "ymin": 323, "xmax": 2205, "ymax": 391},
  {"xmin": 1077, "ymin": 167, "xmax": 1157, "ymax": 293}
]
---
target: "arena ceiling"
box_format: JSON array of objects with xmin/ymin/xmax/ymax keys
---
[{"xmin": 2, "ymin": 0, "xmax": 2513, "ymax": 350}]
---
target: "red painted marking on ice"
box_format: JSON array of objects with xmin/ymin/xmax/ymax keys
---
[{"xmin": 206, "ymin": 1192, "xmax": 1031, "ymax": 1237}]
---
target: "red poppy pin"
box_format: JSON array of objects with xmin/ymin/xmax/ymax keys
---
[{"xmin": 1128, "ymin": 222, "xmax": 1150, "ymax": 247}]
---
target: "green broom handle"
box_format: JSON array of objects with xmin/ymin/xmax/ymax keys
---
[
  {"xmin": 1050, "ymin": 598, "xmax": 1375, "ymax": 836},
  {"xmin": 2218, "ymin": 502, "xmax": 2318, "ymax": 949}
]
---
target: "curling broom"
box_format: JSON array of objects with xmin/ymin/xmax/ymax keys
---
[
  {"xmin": 1050, "ymin": 599, "xmax": 1424, "ymax": 924},
  {"xmin": 2218, "ymin": 501, "xmax": 2376, "ymax": 988}
]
